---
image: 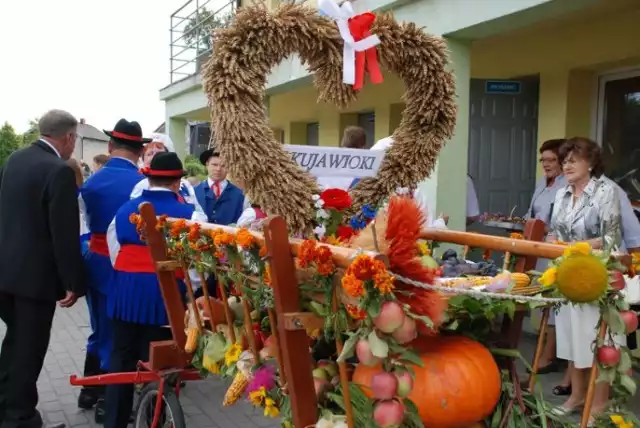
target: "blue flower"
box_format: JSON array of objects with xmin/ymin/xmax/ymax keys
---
[
  {"xmin": 362, "ymin": 204, "xmax": 377, "ymax": 220},
  {"xmin": 349, "ymin": 216, "xmax": 367, "ymax": 230}
]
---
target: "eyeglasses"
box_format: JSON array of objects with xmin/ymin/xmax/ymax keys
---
[{"xmin": 539, "ymin": 157, "xmax": 558, "ymax": 164}]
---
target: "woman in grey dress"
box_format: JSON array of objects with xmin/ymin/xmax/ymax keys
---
[
  {"xmin": 525, "ymin": 139, "xmax": 567, "ymax": 374},
  {"xmin": 548, "ymin": 138, "xmax": 623, "ymax": 421}
]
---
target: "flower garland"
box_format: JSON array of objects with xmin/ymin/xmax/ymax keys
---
[{"xmin": 538, "ymin": 242, "xmax": 638, "ymax": 423}]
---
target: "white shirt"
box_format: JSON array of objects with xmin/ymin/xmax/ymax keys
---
[
  {"xmin": 107, "ymin": 187, "xmax": 204, "ymax": 288},
  {"xmin": 39, "ymin": 138, "xmax": 60, "ymax": 158},
  {"xmin": 130, "ymin": 178, "xmax": 207, "ymax": 223},
  {"xmin": 207, "ymin": 178, "xmax": 228, "ymax": 195},
  {"xmin": 466, "ymin": 175, "xmax": 480, "ymax": 218}
]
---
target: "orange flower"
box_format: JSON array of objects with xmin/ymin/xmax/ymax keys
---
[
  {"xmin": 349, "ymin": 255, "xmax": 376, "ymax": 281},
  {"xmin": 259, "ymin": 245, "xmax": 268, "ymax": 258},
  {"xmin": 187, "ymin": 223, "xmax": 201, "ymax": 242},
  {"xmin": 373, "ymin": 271, "xmax": 394, "ymax": 294},
  {"xmin": 342, "ymin": 273, "xmax": 365, "ymax": 298},
  {"xmin": 298, "ymin": 240, "xmax": 317, "ymax": 268},
  {"xmin": 214, "ymin": 231, "xmax": 236, "ymax": 247},
  {"xmin": 170, "ymin": 219, "xmax": 187, "ymax": 238},
  {"xmin": 324, "ymin": 236, "xmax": 342, "ymax": 246},
  {"xmin": 214, "ymin": 250, "xmax": 225, "ymax": 259},
  {"xmin": 346, "ymin": 304, "xmax": 366, "ymax": 320},
  {"xmin": 263, "ymin": 265, "xmax": 272, "ymax": 286},
  {"xmin": 129, "ymin": 213, "xmax": 141, "ymax": 225},
  {"xmin": 316, "ymin": 261, "xmax": 335, "ymax": 276},
  {"xmin": 314, "ymin": 246, "xmax": 332, "ymax": 264},
  {"xmin": 236, "ymin": 228, "xmax": 256, "ymax": 250},
  {"xmin": 510, "ymin": 232, "xmax": 524, "ymax": 240}
]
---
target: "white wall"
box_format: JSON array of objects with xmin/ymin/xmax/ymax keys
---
[{"xmin": 74, "ymin": 138, "xmax": 109, "ymax": 164}]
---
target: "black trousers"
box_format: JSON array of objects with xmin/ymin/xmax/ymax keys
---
[
  {"xmin": 104, "ymin": 319, "xmax": 172, "ymax": 428},
  {"xmin": 0, "ymin": 292, "xmax": 56, "ymax": 428}
]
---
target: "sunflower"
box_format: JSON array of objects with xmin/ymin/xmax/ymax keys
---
[
  {"xmin": 538, "ymin": 267, "xmax": 557, "ymax": 288},
  {"xmin": 224, "ymin": 343, "xmax": 243, "ymax": 367},
  {"xmin": 263, "ymin": 397, "xmax": 280, "ymax": 417},
  {"xmin": 556, "ymin": 254, "xmax": 608, "ymax": 303},
  {"xmin": 248, "ymin": 386, "xmax": 266, "ymax": 406},
  {"xmin": 563, "ymin": 242, "xmax": 591, "ymax": 257}
]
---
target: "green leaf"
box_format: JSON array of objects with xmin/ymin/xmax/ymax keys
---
[
  {"xmin": 604, "ymin": 307, "xmax": 626, "ymax": 335},
  {"xmin": 620, "ymin": 373, "xmax": 637, "ymax": 396},
  {"xmin": 403, "ymin": 398, "xmax": 419, "ymax": 414},
  {"xmin": 618, "ymin": 351, "xmax": 633, "ymax": 374},
  {"xmin": 367, "ymin": 330, "xmax": 389, "ymax": 359},
  {"xmin": 337, "ymin": 333, "xmax": 359, "ymax": 362},
  {"xmin": 398, "ymin": 349, "xmax": 424, "ymax": 368},
  {"xmin": 310, "ymin": 301, "xmax": 329, "ymax": 316},
  {"xmin": 408, "ymin": 313, "xmax": 433, "ymax": 328},
  {"xmin": 367, "ymin": 299, "xmax": 381, "ymax": 318}
]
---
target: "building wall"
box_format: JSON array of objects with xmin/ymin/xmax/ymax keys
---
[
  {"xmin": 470, "ymin": 2, "xmax": 640, "ymax": 177},
  {"xmin": 74, "ymin": 139, "xmax": 109, "ymax": 165}
]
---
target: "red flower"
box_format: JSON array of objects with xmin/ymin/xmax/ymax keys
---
[
  {"xmin": 320, "ymin": 189, "xmax": 352, "ymax": 211},
  {"xmin": 337, "ymin": 225, "xmax": 355, "ymax": 241}
]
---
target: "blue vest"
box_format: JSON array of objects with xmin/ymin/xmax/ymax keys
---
[
  {"xmin": 108, "ymin": 190, "xmax": 193, "ymax": 325},
  {"xmin": 194, "ymin": 181, "xmax": 244, "ymax": 225}
]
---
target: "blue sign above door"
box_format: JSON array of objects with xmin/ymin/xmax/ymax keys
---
[{"xmin": 485, "ymin": 81, "xmax": 522, "ymax": 94}]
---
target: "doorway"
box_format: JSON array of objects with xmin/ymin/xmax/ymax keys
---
[
  {"xmin": 468, "ymin": 78, "xmax": 540, "ymax": 219},
  {"xmin": 596, "ymin": 70, "xmax": 640, "ymax": 204}
]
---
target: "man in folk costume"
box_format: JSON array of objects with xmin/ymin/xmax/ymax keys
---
[
  {"xmin": 130, "ymin": 133, "xmax": 206, "ymax": 219},
  {"xmin": 77, "ymin": 119, "xmax": 150, "ymax": 417},
  {"xmin": 194, "ymin": 149, "xmax": 245, "ymax": 225},
  {"xmin": 104, "ymin": 152, "xmax": 196, "ymax": 428}
]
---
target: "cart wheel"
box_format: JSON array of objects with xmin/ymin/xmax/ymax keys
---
[{"xmin": 134, "ymin": 382, "xmax": 186, "ymax": 428}]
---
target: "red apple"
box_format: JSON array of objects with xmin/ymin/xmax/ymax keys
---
[
  {"xmin": 597, "ymin": 345, "xmax": 621, "ymax": 366},
  {"xmin": 610, "ymin": 270, "xmax": 626, "ymax": 291},
  {"xmin": 620, "ymin": 310, "xmax": 639, "ymax": 334}
]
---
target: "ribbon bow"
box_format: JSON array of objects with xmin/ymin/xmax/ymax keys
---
[{"xmin": 318, "ymin": 0, "xmax": 383, "ymax": 90}]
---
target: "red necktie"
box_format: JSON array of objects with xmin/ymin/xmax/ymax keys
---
[{"xmin": 213, "ymin": 181, "xmax": 221, "ymax": 198}]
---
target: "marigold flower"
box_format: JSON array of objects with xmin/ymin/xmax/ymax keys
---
[
  {"xmin": 316, "ymin": 261, "xmax": 335, "ymax": 276},
  {"xmin": 298, "ymin": 240, "xmax": 317, "ymax": 268},
  {"xmin": 510, "ymin": 232, "xmax": 524, "ymax": 240},
  {"xmin": 314, "ymin": 245, "xmax": 332, "ymax": 264},
  {"xmin": 349, "ymin": 255, "xmax": 376, "ymax": 281},
  {"xmin": 259, "ymin": 245, "xmax": 268, "ymax": 258},
  {"xmin": 263, "ymin": 265, "xmax": 272, "ymax": 287},
  {"xmin": 346, "ymin": 304, "xmax": 366, "ymax": 320},
  {"xmin": 373, "ymin": 271, "xmax": 394, "ymax": 294},
  {"xmin": 128, "ymin": 213, "xmax": 141, "ymax": 225},
  {"xmin": 236, "ymin": 228, "xmax": 256, "ymax": 249},
  {"xmin": 187, "ymin": 223, "xmax": 201, "ymax": 242},
  {"xmin": 342, "ymin": 273, "xmax": 365, "ymax": 298},
  {"xmin": 563, "ymin": 242, "xmax": 591, "ymax": 257}
]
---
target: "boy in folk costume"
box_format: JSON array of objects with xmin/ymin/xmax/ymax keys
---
[
  {"xmin": 104, "ymin": 152, "xmax": 196, "ymax": 428},
  {"xmin": 130, "ymin": 133, "xmax": 207, "ymax": 221},
  {"xmin": 77, "ymin": 119, "xmax": 149, "ymax": 416}
]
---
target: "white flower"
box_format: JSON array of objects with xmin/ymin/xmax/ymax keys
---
[
  {"xmin": 315, "ymin": 420, "xmax": 332, "ymax": 428},
  {"xmin": 312, "ymin": 194, "xmax": 321, "ymax": 201},
  {"xmin": 316, "ymin": 209, "xmax": 330, "ymax": 220},
  {"xmin": 315, "ymin": 199, "xmax": 325, "ymax": 209},
  {"xmin": 395, "ymin": 187, "xmax": 410, "ymax": 195},
  {"xmin": 315, "ymin": 417, "xmax": 347, "ymax": 428},
  {"xmin": 314, "ymin": 224, "xmax": 327, "ymax": 238}
]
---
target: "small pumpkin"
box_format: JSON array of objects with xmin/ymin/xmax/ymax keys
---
[{"xmin": 352, "ymin": 335, "xmax": 501, "ymax": 427}]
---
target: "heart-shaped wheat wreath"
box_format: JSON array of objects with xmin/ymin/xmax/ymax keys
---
[{"xmin": 202, "ymin": 3, "xmax": 457, "ymax": 235}]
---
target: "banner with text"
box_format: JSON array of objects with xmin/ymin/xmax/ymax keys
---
[{"xmin": 284, "ymin": 145, "xmax": 385, "ymax": 178}]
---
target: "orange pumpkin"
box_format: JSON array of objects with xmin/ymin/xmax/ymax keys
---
[{"xmin": 352, "ymin": 335, "xmax": 501, "ymax": 427}]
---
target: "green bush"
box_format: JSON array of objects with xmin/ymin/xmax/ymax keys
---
[{"xmin": 184, "ymin": 155, "xmax": 206, "ymax": 178}]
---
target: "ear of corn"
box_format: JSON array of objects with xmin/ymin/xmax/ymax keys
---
[
  {"xmin": 223, "ymin": 371, "xmax": 249, "ymax": 406},
  {"xmin": 185, "ymin": 328, "xmax": 199, "ymax": 353},
  {"xmin": 511, "ymin": 273, "xmax": 531, "ymax": 288}
]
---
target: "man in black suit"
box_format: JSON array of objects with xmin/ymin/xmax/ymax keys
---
[{"xmin": 0, "ymin": 110, "xmax": 85, "ymax": 428}]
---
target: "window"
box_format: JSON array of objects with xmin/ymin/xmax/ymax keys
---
[
  {"xmin": 306, "ymin": 122, "xmax": 319, "ymax": 146},
  {"xmin": 357, "ymin": 112, "xmax": 375, "ymax": 148},
  {"xmin": 189, "ymin": 122, "xmax": 212, "ymax": 157}
]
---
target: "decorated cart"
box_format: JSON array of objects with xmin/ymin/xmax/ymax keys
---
[{"xmin": 71, "ymin": 1, "xmax": 639, "ymax": 427}]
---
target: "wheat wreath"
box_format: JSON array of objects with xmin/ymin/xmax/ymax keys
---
[{"xmin": 202, "ymin": 2, "xmax": 457, "ymax": 234}]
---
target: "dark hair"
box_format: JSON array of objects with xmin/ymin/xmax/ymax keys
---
[
  {"xmin": 559, "ymin": 137, "xmax": 604, "ymax": 177},
  {"xmin": 148, "ymin": 176, "xmax": 181, "ymax": 187},
  {"xmin": 93, "ymin": 154, "xmax": 109, "ymax": 166},
  {"xmin": 539, "ymin": 139, "xmax": 565, "ymax": 156},
  {"xmin": 341, "ymin": 126, "xmax": 367, "ymax": 148},
  {"xmin": 111, "ymin": 140, "xmax": 144, "ymax": 156}
]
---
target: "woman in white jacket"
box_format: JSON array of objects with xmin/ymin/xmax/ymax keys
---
[{"xmin": 130, "ymin": 133, "xmax": 207, "ymax": 222}]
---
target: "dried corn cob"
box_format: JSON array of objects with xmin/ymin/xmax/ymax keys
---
[
  {"xmin": 185, "ymin": 328, "xmax": 199, "ymax": 353},
  {"xmin": 223, "ymin": 371, "xmax": 249, "ymax": 406}
]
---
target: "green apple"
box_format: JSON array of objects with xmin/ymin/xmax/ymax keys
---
[
  {"xmin": 318, "ymin": 361, "xmax": 338, "ymax": 378},
  {"xmin": 420, "ymin": 255, "xmax": 439, "ymax": 269},
  {"xmin": 312, "ymin": 367, "xmax": 330, "ymax": 381}
]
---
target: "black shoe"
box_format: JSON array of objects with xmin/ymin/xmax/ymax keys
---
[
  {"xmin": 78, "ymin": 352, "xmax": 102, "ymax": 410},
  {"xmin": 78, "ymin": 388, "xmax": 99, "ymax": 410},
  {"xmin": 44, "ymin": 423, "xmax": 66, "ymax": 428},
  {"xmin": 94, "ymin": 399, "xmax": 134, "ymax": 425}
]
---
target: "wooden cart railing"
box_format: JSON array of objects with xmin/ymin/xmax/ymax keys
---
[{"xmin": 139, "ymin": 203, "xmax": 609, "ymax": 428}]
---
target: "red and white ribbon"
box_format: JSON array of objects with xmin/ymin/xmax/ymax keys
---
[{"xmin": 318, "ymin": 0, "xmax": 383, "ymax": 90}]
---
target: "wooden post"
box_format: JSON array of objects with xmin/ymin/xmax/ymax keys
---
[
  {"xmin": 263, "ymin": 217, "xmax": 317, "ymax": 427},
  {"xmin": 527, "ymin": 307, "xmax": 550, "ymax": 391},
  {"xmin": 139, "ymin": 202, "xmax": 189, "ymax": 356},
  {"xmin": 580, "ymin": 322, "xmax": 607, "ymax": 428},
  {"xmin": 332, "ymin": 288, "xmax": 354, "ymax": 428}
]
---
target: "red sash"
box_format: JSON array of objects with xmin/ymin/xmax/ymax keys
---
[
  {"xmin": 254, "ymin": 208, "xmax": 267, "ymax": 220},
  {"xmin": 114, "ymin": 244, "xmax": 184, "ymax": 279},
  {"xmin": 89, "ymin": 234, "xmax": 109, "ymax": 257}
]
